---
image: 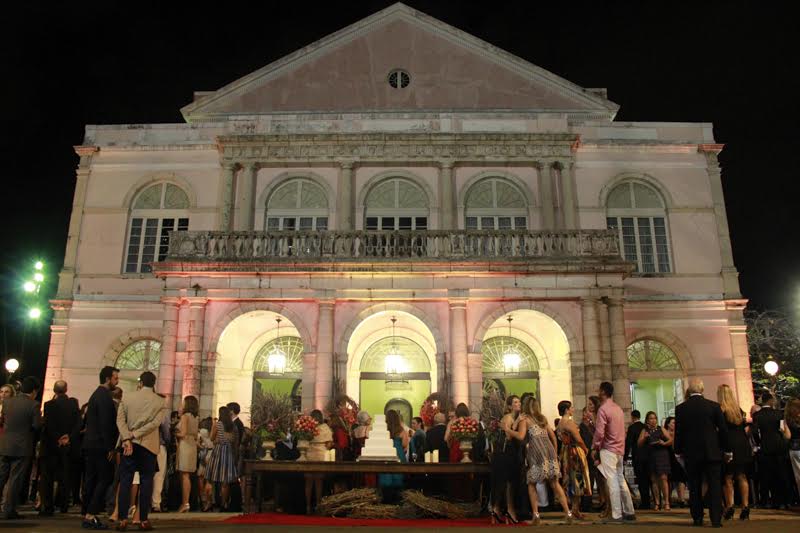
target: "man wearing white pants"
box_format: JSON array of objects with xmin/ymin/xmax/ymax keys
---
[
  {"xmin": 592, "ymin": 381, "xmax": 635, "ymax": 523},
  {"xmin": 151, "ymin": 406, "xmax": 171, "ymax": 511}
]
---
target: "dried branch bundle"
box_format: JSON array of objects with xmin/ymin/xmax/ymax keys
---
[
  {"xmin": 401, "ymin": 490, "xmax": 467, "ymax": 519},
  {"xmin": 316, "ymin": 488, "xmax": 379, "ymax": 516}
]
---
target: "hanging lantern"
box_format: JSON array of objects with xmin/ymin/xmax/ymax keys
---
[
  {"xmin": 385, "ymin": 316, "xmax": 408, "ymax": 383},
  {"xmin": 503, "ymin": 316, "xmax": 521, "ymax": 375},
  {"xmin": 267, "ymin": 317, "xmax": 287, "ymax": 375}
]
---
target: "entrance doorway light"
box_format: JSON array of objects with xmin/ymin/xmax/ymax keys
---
[
  {"xmin": 503, "ymin": 316, "xmax": 521, "ymax": 374},
  {"xmin": 385, "ymin": 316, "xmax": 408, "ymax": 383},
  {"xmin": 267, "ymin": 317, "xmax": 287, "ymax": 375}
]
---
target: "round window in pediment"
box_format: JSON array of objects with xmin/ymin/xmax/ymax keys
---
[{"xmin": 388, "ymin": 69, "xmax": 410, "ymax": 89}]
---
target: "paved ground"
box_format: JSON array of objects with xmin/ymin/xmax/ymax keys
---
[{"xmin": 1, "ymin": 508, "xmax": 799, "ymax": 532}]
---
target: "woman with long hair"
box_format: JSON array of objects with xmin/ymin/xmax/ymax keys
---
[
  {"xmin": 786, "ymin": 398, "xmax": 800, "ymax": 498},
  {"xmin": 505, "ymin": 397, "xmax": 572, "ymax": 524},
  {"xmin": 556, "ymin": 400, "xmax": 591, "ymax": 520},
  {"xmin": 444, "ymin": 403, "xmax": 471, "ymax": 463},
  {"xmin": 717, "ymin": 384, "xmax": 752, "ymax": 520},
  {"xmin": 663, "ymin": 417, "xmax": 688, "ymax": 507},
  {"xmin": 637, "ymin": 411, "xmax": 671, "ymax": 511},
  {"xmin": 175, "ymin": 395, "xmax": 199, "ymax": 513},
  {"xmin": 206, "ymin": 406, "xmax": 239, "ymax": 511},
  {"xmin": 378, "ymin": 409, "xmax": 409, "ymax": 502},
  {"xmin": 489, "ymin": 395, "xmax": 522, "ymax": 524}
]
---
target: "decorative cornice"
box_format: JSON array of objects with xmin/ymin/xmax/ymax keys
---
[
  {"xmin": 216, "ymin": 132, "xmax": 578, "ymax": 164},
  {"xmin": 697, "ymin": 143, "xmax": 724, "ymax": 154},
  {"xmin": 74, "ymin": 145, "xmax": 99, "ymax": 157}
]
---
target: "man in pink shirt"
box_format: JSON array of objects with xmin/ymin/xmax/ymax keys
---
[{"xmin": 591, "ymin": 381, "xmax": 635, "ymax": 523}]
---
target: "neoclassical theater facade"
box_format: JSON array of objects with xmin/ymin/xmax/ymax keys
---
[{"xmin": 46, "ymin": 4, "xmax": 752, "ymax": 424}]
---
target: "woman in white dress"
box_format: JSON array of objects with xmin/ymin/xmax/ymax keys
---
[{"xmin": 175, "ymin": 395, "xmax": 199, "ymax": 512}]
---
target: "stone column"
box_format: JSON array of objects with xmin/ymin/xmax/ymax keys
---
[
  {"xmin": 235, "ymin": 163, "xmax": 258, "ymax": 231},
  {"xmin": 219, "ymin": 162, "xmax": 237, "ymax": 231},
  {"xmin": 449, "ymin": 290, "xmax": 469, "ymax": 406},
  {"xmin": 157, "ymin": 297, "xmax": 181, "ymax": 405},
  {"xmin": 727, "ymin": 301, "xmax": 754, "ymax": 412},
  {"xmin": 337, "ymin": 161, "xmax": 355, "ymax": 231},
  {"xmin": 559, "ymin": 160, "xmax": 577, "ymax": 229},
  {"xmin": 43, "ymin": 301, "xmax": 72, "ymax": 397},
  {"xmin": 538, "ymin": 161, "xmax": 555, "ymax": 229},
  {"xmin": 438, "ymin": 160, "xmax": 455, "ymax": 229},
  {"xmin": 582, "ymin": 297, "xmax": 603, "ymax": 396},
  {"xmin": 183, "ymin": 297, "xmax": 207, "ymax": 398},
  {"xmin": 314, "ymin": 299, "xmax": 335, "ymax": 409},
  {"xmin": 466, "ymin": 352, "xmax": 483, "ymax": 412},
  {"xmin": 700, "ymin": 145, "xmax": 741, "ymax": 298},
  {"xmin": 597, "ymin": 299, "xmax": 613, "ymax": 382},
  {"xmin": 607, "ymin": 297, "xmax": 632, "ymax": 416},
  {"xmin": 57, "ymin": 146, "xmax": 98, "ymax": 298}
]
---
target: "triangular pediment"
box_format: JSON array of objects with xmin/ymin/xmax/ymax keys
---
[{"xmin": 182, "ymin": 3, "xmax": 618, "ymax": 121}]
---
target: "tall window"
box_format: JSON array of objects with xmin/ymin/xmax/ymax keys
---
[
  {"xmin": 125, "ymin": 183, "xmax": 190, "ymax": 273},
  {"xmin": 465, "ymin": 177, "xmax": 528, "ymax": 230},
  {"xmin": 116, "ymin": 339, "xmax": 161, "ymax": 371},
  {"xmin": 606, "ymin": 180, "xmax": 671, "ymax": 273},
  {"xmin": 627, "ymin": 339, "xmax": 681, "ymax": 371},
  {"xmin": 265, "ymin": 179, "xmax": 329, "ymax": 231},
  {"xmin": 364, "ymin": 178, "xmax": 429, "ymax": 230}
]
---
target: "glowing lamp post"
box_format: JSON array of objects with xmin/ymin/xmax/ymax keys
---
[
  {"xmin": 5, "ymin": 359, "xmax": 19, "ymax": 374},
  {"xmin": 764, "ymin": 360, "xmax": 779, "ymax": 395},
  {"xmin": 23, "ymin": 281, "xmax": 36, "ymax": 293},
  {"xmin": 28, "ymin": 308, "xmax": 42, "ymax": 319},
  {"xmin": 34, "ymin": 261, "xmax": 44, "ymax": 270}
]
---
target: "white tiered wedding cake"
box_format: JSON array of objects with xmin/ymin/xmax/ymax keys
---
[{"xmin": 357, "ymin": 414, "xmax": 400, "ymax": 461}]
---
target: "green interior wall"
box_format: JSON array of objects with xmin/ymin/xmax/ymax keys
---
[
  {"xmin": 631, "ymin": 378, "xmax": 677, "ymax": 423},
  {"xmin": 255, "ymin": 378, "xmax": 296, "ymax": 397},
  {"xmin": 498, "ymin": 378, "xmax": 538, "ymax": 399},
  {"xmin": 360, "ymin": 379, "xmax": 431, "ymax": 422}
]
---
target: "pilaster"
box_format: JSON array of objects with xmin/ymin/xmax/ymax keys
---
[
  {"xmin": 448, "ymin": 289, "xmax": 469, "ymax": 406},
  {"xmin": 606, "ymin": 297, "xmax": 632, "ymax": 417},
  {"xmin": 581, "ymin": 297, "xmax": 602, "ymax": 395},
  {"xmin": 183, "ymin": 297, "xmax": 208, "ymax": 398},
  {"xmin": 43, "ymin": 300, "xmax": 73, "ymax": 397},
  {"xmin": 219, "ymin": 162, "xmax": 237, "ymax": 231},
  {"xmin": 538, "ymin": 161, "xmax": 555, "ymax": 229},
  {"xmin": 314, "ymin": 298, "xmax": 336, "ymax": 409},
  {"xmin": 438, "ymin": 160, "xmax": 455, "ymax": 230},
  {"xmin": 559, "ymin": 160, "xmax": 578, "ymax": 229},
  {"xmin": 337, "ymin": 161, "xmax": 355, "ymax": 231},
  {"xmin": 156, "ymin": 297, "xmax": 181, "ymax": 406},
  {"xmin": 235, "ymin": 163, "xmax": 258, "ymax": 231}
]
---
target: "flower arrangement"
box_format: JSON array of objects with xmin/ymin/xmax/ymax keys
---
[
  {"xmin": 485, "ymin": 418, "xmax": 506, "ymax": 448},
  {"xmin": 294, "ymin": 414, "xmax": 319, "ymax": 442},
  {"xmin": 480, "ymin": 390, "xmax": 507, "ymax": 451},
  {"xmin": 420, "ymin": 392, "xmax": 451, "ymax": 427},
  {"xmin": 250, "ymin": 389, "xmax": 293, "ymax": 442},
  {"xmin": 326, "ymin": 393, "xmax": 360, "ymax": 428},
  {"xmin": 258, "ymin": 418, "xmax": 285, "ymax": 442},
  {"xmin": 450, "ymin": 416, "xmax": 479, "ymax": 440}
]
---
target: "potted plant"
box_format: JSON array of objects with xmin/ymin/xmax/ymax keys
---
[
  {"xmin": 450, "ymin": 416, "xmax": 479, "ymax": 463},
  {"xmin": 293, "ymin": 414, "xmax": 319, "ymax": 461},
  {"xmin": 249, "ymin": 389, "xmax": 293, "ymax": 460}
]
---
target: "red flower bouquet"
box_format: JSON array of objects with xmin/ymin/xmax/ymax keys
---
[
  {"xmin": 294, "ymin": 414, "xmax": 319, "ymax": 441},
  {"xmin": 419, "ymin": 400, "xmax": 439, "ymax": 428},
  {"xmin": 450, "ymin": 416, "xmax": 479, "ymax": 440}
]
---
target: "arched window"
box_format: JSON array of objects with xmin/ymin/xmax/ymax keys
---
[
  {"xmin": 265, "ymin": 179, "xmax": 329, "ymax": 231},
  {"xmin": 465, "ymin": 178, "xmax": 528, "ymax": 230},
  {"xmin": 116, "ymin": 339, "xmax": 161, "ymax": 371},
  {"xmin": 481, "ymin": 336, "xmax": 539, "ymax": 399},
  {"xmin": 253, "ymin": 336, "xmax": 304, "ymax": 376},
  {"xmin": 364, "ymin": 178, "xmax": 429, "ymax": 230},
  {"xmin": 606, "ymin": 180, "xmax": 671, "ymax": 273},
  {"xmin": 359, "ymin": 337, "xmax": 431, "ymax": 374},
  {"xmin": 627, "ymin": 340, "xmax": 681, "ymax": 371},
  {"xmin": 125, "ymin": 182, "xmax": 190, "ymax": 273}
]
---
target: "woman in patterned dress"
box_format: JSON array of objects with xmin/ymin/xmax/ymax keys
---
[
  {"xmin": 506, "ymin": 396, "xmax": 573, "ymax": 524},
  {"xmin": 556, "ymin": 400, "xmax": 591, "ymax": 520},
  {"xmin": 637, "ymin": 411, "xmax": 671, "ymax": 511},
  {"xmin": 206, "ymin": 406, "xmax": 239, "ymax": 511}
]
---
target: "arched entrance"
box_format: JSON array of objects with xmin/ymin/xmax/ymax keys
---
[
  {"xmin": 482, "ymin": 336, "xmax": 540, "ymax": 400},
  {"xmin": 628, "ymin": 339, "xmax": 685, "ymax": 422},
  {"xmin": 346, "ymin": 311, "xmax": 438, "ymax": 424},
  {"xmin": 213, "ymin": 310, "xmax": 306, "ymax": 423}
]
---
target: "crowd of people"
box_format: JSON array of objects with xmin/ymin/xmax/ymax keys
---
[
  {"xmin": 1, "ymin": 366, "xmax": 800, "ymax": 529},
  {"xmin": 0, "ymin": 367, "xmax": 259, "ymax": 530}
]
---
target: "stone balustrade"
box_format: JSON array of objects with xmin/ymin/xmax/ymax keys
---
[{"xmin": 165, "ymin": 229, "xmax": 621, "ymax": 263}]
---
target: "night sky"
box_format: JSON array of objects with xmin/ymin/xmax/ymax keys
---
[{"xmin": 2, "ymin": 1, "xmax": 798, "ymax": 383}]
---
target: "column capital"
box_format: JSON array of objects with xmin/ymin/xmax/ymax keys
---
[
  {"xmin": 318, "ymin": 299, "xmax": 336, "ymax": 309},
  {"xmin": 185, "ymin": 297, "xmax": 209, "ymax": 308},
  {"xmin": 242, "ymin": 161, "xmax": 260, "ymax": 172},
  {"xmin": 161, "ymin": 296, "xmax": 182, "ymax": 307},
  {"xmin": 437, "ymin": 159, "xmax": 455, "ymax": 170},
  {"xmin": 580, "ymin": 296, "xmax": 600, "ymax": 306},
  {"xmin": 605, "ymin": 296, "xmax": 625, "ymax": 307},
  {"xmin": 74, "ymin": 145, "xmax": 99, "ymax": 158},
  {"xmin": 447, "ymin": 288, "xmax": 469, "ymax": 307},
  {"xmin": 221, "ymin": 161, "xmax": 238, "ymax": 172},
  {"xmin": 338, "ymin": 160, "xmax": 357, "ymax": 170}
]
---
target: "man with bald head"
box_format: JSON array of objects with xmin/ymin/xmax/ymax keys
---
[
  {"xmin": 675, "ymin": 378, "xmax": 730, "ymax": 528},
  {"xmin": 40, "ymin": 379, "xmax": 81, "ymax": 515}
]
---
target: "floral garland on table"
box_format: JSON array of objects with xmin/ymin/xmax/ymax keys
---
[
  {"xmin": 450, "ymin": 416, "xmax": 479, "ymax": 440},
  {"xmin": 294, "ymin": 414, "xmax": 320, "ymax": 442}
]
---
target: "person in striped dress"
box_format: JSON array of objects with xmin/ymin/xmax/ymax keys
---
[{"xmin": 206, "ymin": 406, "xmax": 239, "ymax": 511}]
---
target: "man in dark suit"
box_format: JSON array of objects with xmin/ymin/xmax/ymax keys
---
[
  {"xmin": 81, "ymin": 366, "xmax": 120, "ymax": 530},
  {"xmin": 624, "ymin": 410, "xmax": 649, "ymax": 509},
  {"xmin": 675, "ymin": 378, "xmax": 730, "ymax": 528},
  {"xmin": 39, "ymin": 380, "xmax": 82, "ymax": 516},
  {"xmin": 753, "ymin": 391, "xmax": 790, "ymax": 508},
  {"xmin": 0, "ymin": 376, "xmax": 42, "ymax": 519},
  {"xmin": 425, "ymin": 412, "xmax": 449, "ymax": 461}
]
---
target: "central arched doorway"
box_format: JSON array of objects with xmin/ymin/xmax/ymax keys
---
[
  {"xmin": 252, "ymin": 335, "xmax": 303, "ymax": 412},
  {"xmin": 346, "ymin": 310, "xmax": 438, "ymax": 425},
  {"xmin": 482, "ymin": 336, "xmax": 540, "ymax": 400},
  {"xmin": 628, "ymin": 339, "xmax": 685, "ymax": 422}
]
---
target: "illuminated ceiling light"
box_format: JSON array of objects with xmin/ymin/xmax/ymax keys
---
[
  {"xmin": 34, "ymin": 272, "xmax": 44, "ymax": 283},
  {"xmin": 29, "ymin": 308, "xmax": 42, "ymax": 319},
  {"xmin": 23, "ymin": 281, "xmax": 36, "ymax": 293},
  {"xmin": 385, "ymin": 316, "xmax": 408, "ymax": 383},
  {"xmin": 267, "ymin": 317, "xmax": 287, "ymax": 375},
  {"xmin": 503, "ymin": 315, "xmax": 521, "ymax": 375},
  {"xmin": 34, "ymin": 261, "xmax": 44, "ymax": 270}
]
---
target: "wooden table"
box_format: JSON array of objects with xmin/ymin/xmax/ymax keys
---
[{"xmin": 242, "ymin": 460, "xmax": 491, "ymax": 514}]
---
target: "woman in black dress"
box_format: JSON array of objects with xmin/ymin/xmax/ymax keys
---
[
  {"xmin": 638, "ymin": 411, "xmax": 671, "ymax": 510},
  {"xmin": 717, "ymin": 384, "xmax": 752, "ymax": 520},
  {"xmin": 663, "ymin": 417, "xmax": 688, "ymax": 507},
  {"xmin": 490, "ymin": 395, "xmax": 521, "ymax": 524}
]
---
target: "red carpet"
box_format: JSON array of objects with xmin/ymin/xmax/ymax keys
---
[{"xmin": 225, "ymin": 512, "xmax": 510, "ymax": 527}]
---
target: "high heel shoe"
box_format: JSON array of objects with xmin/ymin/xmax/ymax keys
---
[
  {"xmin": 565, "ymin": 511, "xmax": 574, "ymax": 525},
  {"xmin": 179, "ymin": 503, "xmax": 191, "ymax": 513},
  {"xmin": 723, "ymin": 507, "xmax": 734, "ymax": 520},
  {"xmin": 504, "ymin": 510, "xmax": 519, "ymax": 524},
  {"xmin": 739, "ymin": 507, "xmax": 750, "ymax": 521},
  {"xmin": 529, "ymin": 513, "xmax": 541, "ymax": 526},
  {"xmin": 489, "ymin": 510, "xmax": 501, "ymax": 525}
]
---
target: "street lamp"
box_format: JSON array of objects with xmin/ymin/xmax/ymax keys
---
[
  {"xmin": 28, "ymin": 308, "xmax": 42, "ymax": 319},
  {"xmin": 34, "ymin": 261, "xmax": 44, "ymax": 270},
  {"xmin": 23, "ymin": 281, "xmax": 36, "ymax": 293},
  {"xmin": 33, "ymin": 272, "xmax": 44, "ymax": 283},
  {"xmin": 764, "ymin": 360, "xmax": 779, "ymax": 396},
  {"xmin": 5, "ymin": 359, "xmax": 19, "ymax": 373}
]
